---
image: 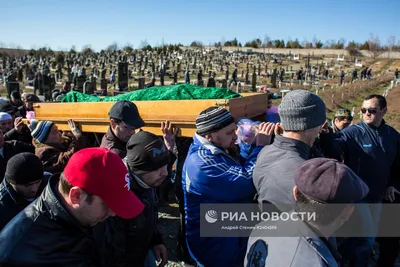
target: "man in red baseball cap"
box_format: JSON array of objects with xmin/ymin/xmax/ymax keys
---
[{"xmin": 0, "ymin": 147, "xmax": 144, "ymax": 266}]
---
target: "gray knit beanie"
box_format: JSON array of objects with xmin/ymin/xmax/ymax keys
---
[{"xmin": 278, "ymin": 90, "xmax": 326, "ymax": 131}]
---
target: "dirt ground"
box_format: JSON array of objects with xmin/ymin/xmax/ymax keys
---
[{"xmin": 157, "ymin": 189, "xmax": 195, "ymax": 267}]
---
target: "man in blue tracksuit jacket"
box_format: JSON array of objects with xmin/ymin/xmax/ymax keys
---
[
  {"xmin": 182, "ymin": 106, "xmax": 275, "ymax": 267},
  {"xmin": 321, "ymin": 94, "xmax": 400, "ymax": 267}
]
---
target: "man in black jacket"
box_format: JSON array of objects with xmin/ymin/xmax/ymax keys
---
[
  {"xmin": 18, "ymin": 93, "xmax": 41, "ymax": 118},
  {"xmin": 102, "ymin": 129, "xmax": 177, "ymax": 267},
  {"xmin": 0, "ymin": 152, "xmax": 49, "ymax": 230},
  {"xmin": 320, "ymin": 94, "xmax": 400, "ymax": 266},
  {"xmin": 0, "ymin": 101, "xmax": 33, "ymax": 144},
  {"xmin": 3, "ymin": 116, "xmax": 33, "ymax": 144},
  {"xmin": 0, "ymin": 147, "xmax": 144, "ymax": 267},
  {"xmin": 0, "ymin": 130, "xmax": 35, "ymax": 181},
  {"xmin": 100, "ymin": 100, "xmax": 145, "ymax": 159}
]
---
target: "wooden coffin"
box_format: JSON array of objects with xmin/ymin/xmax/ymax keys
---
[{"xmin": 30, "ymin": 93, "xmax": 268, "ymax": 137}]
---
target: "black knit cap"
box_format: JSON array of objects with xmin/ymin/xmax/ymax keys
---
[
  {"xmin": 5, "ymin": 153, "xmax": 44, "ymax": 185},
  {"xmin": 126, "ymin": 131, "xmax": 170, "ymax": 175},
  {"xmin": 196, "ymin": 106, "xmax": 235, "ymax": 136}
]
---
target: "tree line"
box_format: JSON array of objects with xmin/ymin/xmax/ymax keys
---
[
  {"xmin": 189, "ymin": 34, "xmax": 399, "ymax": 55},
  {"xmin": 0, "ymin": 34, "xmax": 399, "ymax": 58}
]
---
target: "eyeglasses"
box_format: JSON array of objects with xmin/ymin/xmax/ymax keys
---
[{"xmin": 361, "ymin": 108, "xmax": 378, "ymax": 114}]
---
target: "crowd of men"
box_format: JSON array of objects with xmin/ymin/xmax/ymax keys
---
[{"xmin": 0, "ymin": 86, "xmax": 398, "ymax": 267}]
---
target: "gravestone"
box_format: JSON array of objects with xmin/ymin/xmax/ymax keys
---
[
  {"xmin": 55, "ymin": 69, "xmax": 60, "ymax": 82},
  {"xmin": 159, "ymin": 67, "xmax": 165, "ymax": 86},
  {"xmin": 197, "ymin": 69, "xmax": 203, "ymax": 86},
  {"xmin": 251, "ymin": 71, "xmax": 257, "ymax": 92},
  {"xmin": 271, "ymin": 69, "xmax": 277, "ymax": 88},
  {"xmin": 17, "ymin": 68, "xmax": 23, "ymax": 82},
  {"xmin": 117, "ymin": 62, "xmax": 129, "ymax": 91},
  {"xmin": 5, "ymin": 71, "xmax": 19, "ymax": 97},
  {"xmin": 144, "ymin": 56, "xmax": 148, "ymax": 70},
  {"xmin": 206, "ymin": 74, "xmax": 216, "ymax": 88},
  {"xmin": 74, "ymin": 76, "xmax": 86, "ymax": 92},
  {"xmin": 173, "ymin": 70, "xmax": 178, "ymax": 84},
  {"xmin": 236, "ymin": 82, "xmax": 242, "ymax": 93},
  {"xmin": 138, "ymin": 77, "xmax": 145, "ymax": 89},
  {"xmin": 100, "ymin": 77, "xmax": 107, "ymax": 91},
  {"xmin": 89, "ymin": 74, "xmax": 97, "ymax": 92},
  {"xmin": 245, "ymin": 71, "xmax": 249, "ymax": 84},
  {"xmin": 221, "ymin": 79, "xmax": 227, "ymax": 88}
]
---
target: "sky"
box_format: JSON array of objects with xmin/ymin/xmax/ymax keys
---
[{"xmin": 1, "ymin": 0, "xmax": 398, "ymax": 51}]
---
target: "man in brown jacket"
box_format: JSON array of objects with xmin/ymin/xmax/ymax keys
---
[{"xmin": 31, "ymin": 119, "xmax": 86, "ymax": 173}]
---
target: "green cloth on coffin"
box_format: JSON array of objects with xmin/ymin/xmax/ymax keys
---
[{"xmin": 61, "ymin": 84, "xmax": 242, "ymax": 102}]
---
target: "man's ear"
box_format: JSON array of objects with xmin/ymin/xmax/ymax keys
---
[
  {"xmin": 110, "ymin": 119, "xmax": 117, "ymax": 129},
  {"xmin": 381, "ymin": 107, "xmax": 387, "ymax": 116},
  {"xmin": 293, "ymin": 186, "xmax": 298, "ymax": 201},
  {"xmin": 69, "ymin": 187, "xmax": 83, "ymax": 206},
  {"xmin": 204, "ymin": 133, "xmax": 213, "ymax": 142}
]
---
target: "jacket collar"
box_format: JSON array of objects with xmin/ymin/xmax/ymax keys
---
[
  {"xmin": 129, "ymin": 171, "xmax": 151, "ymax": 194},
  {"xmin": 40, "ymin": 174, "xmax": 92, "ymax": 235},
  {"xmin": 0, "ymin": 179, "xmax": 31, "ymax": 207},
  {"xmin": 362, "ymin": 119, "xmax": 386, "ymax": 131},
  {"xmin": 273, "ymin": 134, "xmax": 310, "ymax": 160},
  {"xmin": 288, "ymin": 212, "xmax": 340, "ymax": 266},
  {"xmin": 106, "ymin": 126, "xmax": 126, "ymax": 146},
  {"xmin": 331, "ymin": 120, "xmax": 341, "ymax": 134},
  {"xmin": 193, "ymin": 133, "xmax": 239, "ymax": 163}
]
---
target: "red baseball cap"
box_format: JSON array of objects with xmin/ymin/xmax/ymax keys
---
[{"xmin": 64, "ymin": 147, "xmax": 144, "ymax": 219}]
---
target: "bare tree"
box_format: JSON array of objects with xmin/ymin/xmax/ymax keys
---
[
  {"xmin": 263, "ymin": 34, "xmax": 271, "ymax": 48},
  {"xmin": 123, "ymin": 43, "xmax": 134, "ymax": 54},
  {"xmin": 368, "ymin": 33, "xmax": 384, "ymax": 58},
  {"xmin": 324, "ymin": 39, "xmax": 335, "ymax": 48},
  {"xmin": 338, "ymin": 38, "xmax": 346, "ymax": 48},
  {"xmin": 139, "ymin": 39, "xmax": 150, "ymax": 49},
  {"xmin": 190, "ymin": 41, "xmax": 203, "ymax": 48},
  {"xmin": 220, "ymin": 37, "xmax": 226, "ymax": 47},
  {"xmin": 82, "ymin": 44, "xmax": 94, "ymax": 55},
  {"xmin": 107, "ymin": 42, "xmax": 119, "ymax": 51},
  {"xmin": 70, "ymin": 45, "xmax": 76, "ymax": 54},
  {"xmin": 312, "ymin": 35, "xmax": 319, "ymax": 48},
  {"xmin": 387, "ymin": 36, "xmax": 396, "ymax": 56},
  {"xmin": 8, "ymin": 43, "xmax": 18, "ymax": 49},
  {"xmin": 302, "ymin": 38, "xmax": 312, "ymax": 48}
]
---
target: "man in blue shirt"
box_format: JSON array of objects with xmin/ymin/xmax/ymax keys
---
[
  {"xmin": 182, "ymin": 106, "xmax": 275, "ymax": 267},
  {"xmin": 321, "ymin": 94, "xmax": 400, "ymax": 267}
]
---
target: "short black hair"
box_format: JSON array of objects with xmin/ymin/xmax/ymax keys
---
[
  {"xmin": 59, "ymin": 172, "xmax": 93, "ymax": 204},
  {"xmin": 364, "ymin": 94, "xmax": 387, "ymax": 109}
]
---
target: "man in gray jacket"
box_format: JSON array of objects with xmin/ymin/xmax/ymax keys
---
[
  {"xmin": 245, "ymin": 158, "xmax": 369, "ymax": 267},
  {"xmin": 253, "ymin": 90, "xmax": 326, "ymax": 212}
]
